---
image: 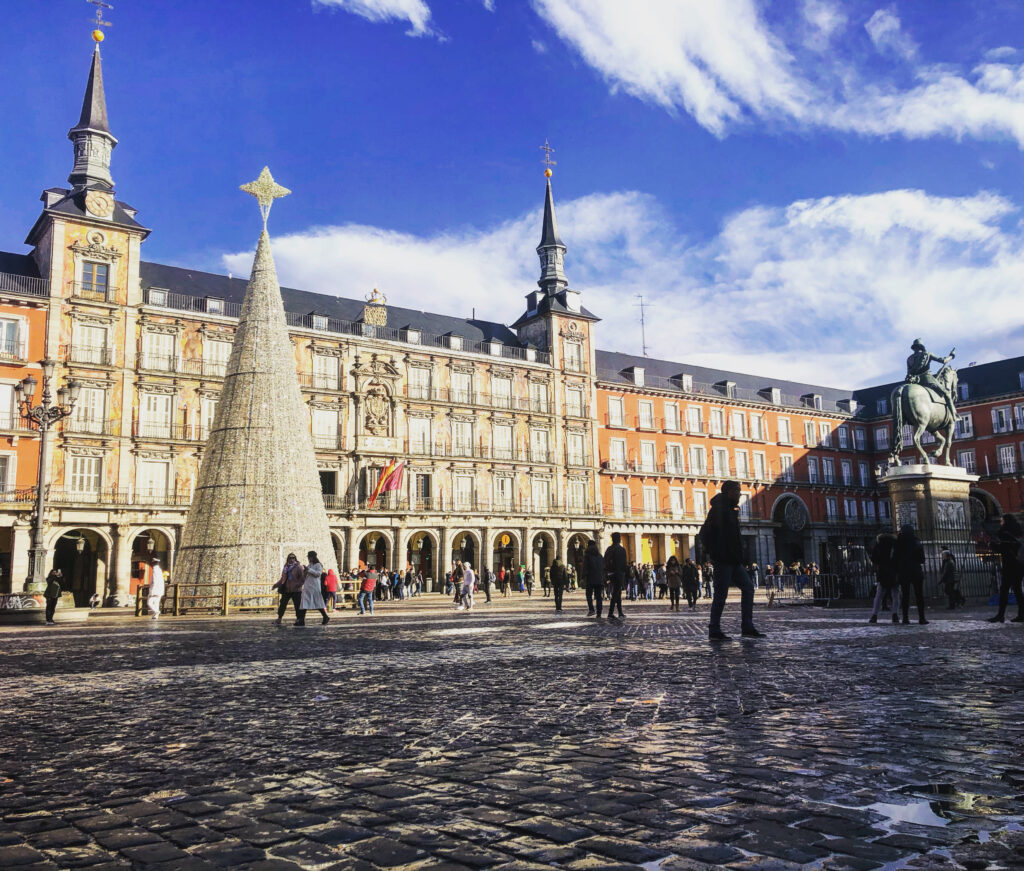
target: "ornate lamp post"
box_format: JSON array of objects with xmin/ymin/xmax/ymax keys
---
[{"xmin": 15, "ymin": 361, "xmax": 80, "ymax": 591}]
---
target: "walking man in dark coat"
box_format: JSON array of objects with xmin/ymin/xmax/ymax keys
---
[
  {"xmin": 895, "ymin": 525, "xmax": 927, "ymax": 624},
  {"xmin": 549, "ymin": 556, "xmax": 567, "ymax": 612},
  {"xmin": 583, "ymin": 539, "xmax": 605, "ymax": 618},
  {"xmin": 603, "ymin": 532, "xmax": 628, "ymax": 621},
  {"xmin": 988, "ymin": 513, "xmax": 1024, "ymax": 623},
  {"xmin": 700, "ymin": 481, "xmax": 763, "ymax": 640}
]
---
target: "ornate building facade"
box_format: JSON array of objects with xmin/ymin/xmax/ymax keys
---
[{"xmin": 0, "ymin": 42, "xmax": 1020, "ymax": 603}]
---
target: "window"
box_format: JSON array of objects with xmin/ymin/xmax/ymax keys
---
[
  {"xmin": 826, "ymin": 497, "xmax": 839, "ymax": 521},
  {"xmin": 689, "ymin": 445, "xmax": 707, "ymax": 475},
  {"xmin": 779, "ymin": 454, "xmax": 794, "ymax": 482},
  {"xmin": 750, "ymin": 414, "xmax": 764, "ymax": 440},
  {"xmin": 409, "ymin": 366, "xmax": 432, "ymax": 400},
  {"xmin": 0, "ymin": 317, "xmax": 23, "ymax": 360},
  {"xmin": 804, "ymin": 422, "xmax": 817, "ymax": 447},
  {"xmin": 859, "ymin": 461, "xmax": 871, "ymax": 486},
  {"xmin": 875, "ymin": 426, "xmax": 890, "ymax": 450},
  {"xmin": 409, "ymin": 417, "xmax": 430, "ymax": 454},
  {"xmin": 568, "ymin": 479, "xmax": 586, "ymax": 511},
  {"xmin": 957, "ymin": 448, "xmax": 976, "ymax": 474},
  {"xmin": 992, "ymin": 406, "xmax": 1013, "ymax": 434},
  {"xmin": 452, "ymin": 371, "xmax": 473, "ymax": 404},
  {"xmin": 879, "ymin": 500, "xmax": 891, "ymax": 521},
  {"xmin": 837, "ymin": 426, "xmax": 849, "ymax": 449},
  {"xmin": 494, "ymin": 475, "xmax": 513, "ymax": 510},
  {"xmin": 532, "ymin": 477, "xmax": 551, "ymax": 512},
  {"xmin": 998, "ymin": 444, "xmax": 1017, "ymax": 474},
  {"xmin": 71, "ymin": 386, "xmax": 105, "ymax": 433},
  {"xmin": 954, "ymin": 414, "xmax": 974, "ymax": 438},
  {"xmin": 138, "ymin": 460, "xmax": 170, "ymax": 501},
  {"xmin": 735, "ymin": 449, "xmax": 749, "ymax": 479},
  {"xmin": 777, "ymin": 417, "xmax": 792, "ymax": 443},
  {"xmin": 313, "ymin": 355, "xmax": 339, "ymax": 390},
  {"xmin": 664, "ymin": 403, "xmax": 680, "ymax": 432},
  {"xmin": 203, "ymin": 339, "xmax": 230, "ymax": 377},
  {"xmin": 312, "ymin": 314, "xmax": 328, "ymax": 331},
  {"xmin": 844, "ymin": 498, "xmax": 858, "ymax": 520},
  {"xmin": 413, "ymin": 473, "xmax": 432, "ymax": 508},
  {"xmin": 141, "ymin": 331, "xmax": 174, "ymax": 371},
  {"xmin": 69, "ymin": 455, "xmax": 102, "ymax": 497},
  {"xmin": 1015, "ymin": 404, "xmax": 1024, "ymax": 432},
  {"xmin": 823, "ymin": 458, "xmax": 835, "ymax": 484},
  {"xmin": 854, "ymin": 427, "xmax": 866, "ymax": 450},
  {"xmin": 679, "ymin": 373, "xmax": 693, "ymax": 392},
  {"xmin": 568, "ymin": 432, "xmax": 586, "ymax": 466},
  {"xmin": 200, "ymin": 396, "xmax": 217, "ymax": 439},
  {"xmin": 959, "ymin": 382, "xmax": 969, "ymax": 401},
  {"xmin": 730, "ymin": 411, "xmax": 746, "ymax": 438},
  {"xmin": 139, "ymin": 392, "xmax": 172, "ymax": 438},
  {"xmin": 453, "ymin": 475, "xmax": 473, "ymax": 511},
  {"xmin": 670, "ymin": 488, "xmax": 685, "ymax": 518},
  {"xmin": 148, "ymin": 288, "xmax": 167, "ymax": 306},
  {"xmin": 0, "ymin": 384, "xmax": 13, "ymax": 429},
  {"xmin": 311, "ymin": 409, "xmax": 339, "ymax": 449},
  {"xmin": 811, "ymin": 395, "xmax": 823, "ymax": 411},
  {"xmin": 638, "ymin": 400, "xmax": 655, "ymax": 429},
  {"xmin": 876, "ymin": 398, "xmax": 888, "ymax": 415},
  {"xmin": 709, "ymin": 409, "xmax": 725, "ymax": 436},
  {"xmin": 713, "ymin": 448, "xmax": 729, "ymax": 477},
  {"xmin": 529, "ymin": 380, "xmax": 549, "ymax": 413},
  {"xmin": 452, "ymin": 420, "xmax": 473, "ymax": 457},
  {"xmin": 642, "ymin": 486, "xmax": 658, "ymax": 517},
  {"xmin": 563, "ymin": 340, "xmax": 584, "ymax": 372},
  {"xmin": 530, "ymin": 427, "xmax": 550, "ymax": 463},
  {"xmin": 753, "ymin": 452, "xmax": 767, "ymax": 480},
  {"xmin": 819, "ymin": 424, "xmax": 831, "ymax": 447},
  {"xmin": 609, "ymin": 439, "xmax": 627, "ymax": 471},
  {"xmin": 841, "ymin": 459, "xmax": 853, "ymax": 486},
  {"xmin": 902, "ymin": 424, "xmax": 914, "ymax": 445},
  {"xmin": 0, "ymin": 455, "xmax": 11, "ymax": 492},
  {"xmin": 692, "ymin": 490, "xmax": 707, "ymax": 518},
  {"xmin": 738, "ymin": 492, "xmax": 751, "ymax": 520},
  {"xmin": 807, "ymin": 456, "xmax": 819, "ymax": 483},
  {"xmin": 640, "ymin": 441, "xmax": 656, "ymax": 472},
  {"xmin": 864, "ymin": 500, "xmax": 876, "ymax": 522},
  {"xmin": 686, "ymin": 406, "xmax": 703, "ymax": 434},
  {"xmin": 612, "ymin": 485, "xmax": 630, "ymax": 517},
  {"xmin": 769, "ymin": 387, "xmax": 782, "ymax": 405},
  {"xmin": 566, "ymin": 387, "xmax": 584, "ymax": 417},
  {"xmin": 607, "ymin": 396, "xmax": 624, "ymax": 427},
  {"xmin": 492, "ymin": 423, "xmax": 512, "ymax": 460},
  {"xmin": 665, "ymin": 444, "xmax": 684, "ymax": 475},
  {"xmin": 205, "ymin": 297, "xmax": 224, "ymax": 315},
  {"xmin": 81, "ymin": 261, "xmax": 109, "ymax": 296}
]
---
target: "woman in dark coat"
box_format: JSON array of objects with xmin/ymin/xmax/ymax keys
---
[
  {"xmin": 988, "ymin": 513, "xmax": 1024, "ymax": 623},
  {"xmin": 868, "ymin": 532, "xmax": 900, "ymax": 624},
  {"xmin": 895, "ymin": 526, "xmax": 927, "ymax": 625}
]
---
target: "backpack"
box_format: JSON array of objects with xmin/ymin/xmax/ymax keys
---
[{"xmin": 698, "ymin": 511, "xmax": 718, "ymax": 555}]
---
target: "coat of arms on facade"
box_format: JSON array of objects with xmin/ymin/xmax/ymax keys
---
[{"xmin": 364, "ymin": 384, "xmax": 390, "ymax": 436}]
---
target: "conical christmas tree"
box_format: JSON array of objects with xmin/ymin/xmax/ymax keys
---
[{"xmin": 175, "ymin": 168, "xmax": 336, "ymax": 600}]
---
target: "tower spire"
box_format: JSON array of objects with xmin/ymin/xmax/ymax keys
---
[
  {"xmin": 536, "ymin": 141, "xmax": 567, "ymax": 293},
  {"xmin": 68, "ymin": 32, "xmax": 117, "ymax": 190}
]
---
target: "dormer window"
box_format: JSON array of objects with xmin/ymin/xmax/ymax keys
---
[
  {"xmin": 959, "ymin": 382, "xmax": 969, "ymax": 401},
  {"xmin": 206, "ymin": 297, "xmax": 224, "ymax": 315},
  {"xmin": 678, "ymin": 373, "xmax": 693, "ymax": 393},
  {"xmin": 769, "ymin": 387, "xmax": 781, "ymax": 405},
  {"xmin": 716, "ymin": 380, "xmax": 736, "ymax": 399},
  {"xmin": 312, "ymin": 314, "xmax": 328, "ymax": 331},
  {"xmin": 802, "ymin": 393, "xmax": 823, "ymax": 410},
  {"xmin": 449, "ymin": 335, "xmax": 463, "ymax": 351},
  {"xmin": 148, "ymin": 288, "xmax": 168, "ymax": 307}
]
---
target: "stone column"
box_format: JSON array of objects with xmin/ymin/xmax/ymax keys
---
[
  {"xmin": 661, "ymin": 532, "xmax": 673, "ymax": 564},
  {"xmin": 394, "ymin": 527, "xmax": 407, "ymax": 572},
  {"xmin": 9, "ymin": 524, "xmax": 30, "ymax": 595},
  {"xmin": 113, "ymin": 524, "xmax": 133, "ymax": 605},
  {"xmin": 556, "ymin": 528, "xmax": 566, "ymax": 564},
  {"xmin": 521, "ymin": 527, "xmax": 532, "ymax": 572},
  {"xmin": 632, "ymin": 531, "xmax": 643, "ymax": 565}
]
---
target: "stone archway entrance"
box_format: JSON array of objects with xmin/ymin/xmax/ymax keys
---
[
  {"xmin": 450, "ymin": 531, "xmax": 477, "ymax": 573},
  {"xmin": 53, "ymin": 529, "xmax": 110, "ymax": 607},
  {"xmin": 130, "ymin": 529, "xmax": 174, "ymax": 599},
  {"xmin": 567, "ymin": 533, "xmax": 590, "ymax": 580},
  {"xmin": 773, "ymin": 496, "xmax": 810, "ymax": 566},
  {"xmin": 531, "ymin": 532, "xmax": 554, "ymax": 580},
  {"xmin": 406, "ymin": 531, "xmax": 436, "ymax": 589},
  {"xmin": 491, "ymin": 530, "xmax": 519, "ymax": 574},
  {"xmin": 359, "ymin": 532, "xmax": 390, "ymax": 571}
]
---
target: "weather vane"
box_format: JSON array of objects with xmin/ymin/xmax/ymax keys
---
[
  {"xmin": 540, "ymin": 139, "xmax": 556, "ymax": 178},
  {"xmin": 240, "ymin": 167, "xmax": 291, "ymax": 229},
  {"xmin": 87, "ymin": 0, "xmax": 113, "ymax": 43}
]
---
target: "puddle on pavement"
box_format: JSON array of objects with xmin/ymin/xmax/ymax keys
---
[
  {"xmin": 866, "ymin": 799, "xmax": 950, "ymax": 828},
  {"xmin": 640, "ymin": 857, "xmax": 675, "ymax": 871}
]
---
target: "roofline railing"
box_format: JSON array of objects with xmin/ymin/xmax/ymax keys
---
[{"xmin": 0, "ymin": 271, "xmax": 49, "ymax": 298}]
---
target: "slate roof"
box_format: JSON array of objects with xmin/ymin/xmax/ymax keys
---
[
  {"xmin": 24, "ymin": 188, "xmax": 150, "ymax": 245},
  {"xmin": 0, "ymin": 251, "xmax": 39, "ymax": 278},
  {"xmin": 71, "ymin": 46, "xmax": 111, "ymax": 136}
]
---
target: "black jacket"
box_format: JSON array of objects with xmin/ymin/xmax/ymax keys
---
[
  {"xmin": 871, "ymin": 535, "xmax": 898, "ymax": 589},
  {"xmin": 894, "ymin": 529, "xmax": 924, "ymax": 583},
  {"xmin": 700, "ymin": 494, "xmax": 745, "ymax": 564},
  {"xmin": 549, "ymin": 559, "xmax": 567, "ymax": 588},
  {"xmin": 603, "ymin": 543, "xmax": 628, "ymax": 584},
  {"xmin": 583, "ymin": 548, "xmax": 605, "ymax": 587},
  {"xmin": 681, "ymin": 562, "xmax": 700, "ymax": 591},
  {"xmin": 997, "ymin": 525, "xmax": 1024, "ymax": 583}
]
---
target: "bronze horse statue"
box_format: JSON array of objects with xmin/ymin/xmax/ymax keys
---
[{"xmin": 889, "ymin": 364, "xmax": 958, "ymax": 465}]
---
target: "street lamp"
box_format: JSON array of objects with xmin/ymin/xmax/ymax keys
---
[{"xmin": 17, "ymin": 361, "xmax": 80, "ymax": 592}]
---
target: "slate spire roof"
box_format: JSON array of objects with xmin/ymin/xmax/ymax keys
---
[
  {"xmin": 71, "ymin": 45, "xmax": 111, "ymax": 136},
  {"xmin": 538, "ymin": 178, "xmax": 565, "ymax": 249}
]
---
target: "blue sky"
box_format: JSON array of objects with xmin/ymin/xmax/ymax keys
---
[{"xmin": 3, "ymin": 0, "xmax": 1024, "ymax": 386}]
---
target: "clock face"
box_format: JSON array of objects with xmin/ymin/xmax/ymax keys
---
[{"xmin": 85, "ymin": 191, "xmax": 114, "ymax": 218}]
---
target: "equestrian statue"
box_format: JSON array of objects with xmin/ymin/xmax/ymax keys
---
[{"xmin": 890, "ymin": 339, "xmax": 958, "ymax": 466}]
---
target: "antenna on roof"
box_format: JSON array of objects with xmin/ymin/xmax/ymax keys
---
[{"xmin": 634, "ymin": 294, "xmax": 652, "ymax": 357}]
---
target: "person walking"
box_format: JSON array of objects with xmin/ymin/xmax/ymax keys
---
[
  {"xmin": 666, "ymin": 555, "xmax": 682, "ymax": 611},
  {"xmin": 583, "ymin": 539, "xmax": 605, "ymax": 618},
  {"xmin": 868, "ymin": 532, "xmax": 900, "ymax": 624},
  {"xmin": 525, "ymin": 568, "xmax": 534, "ymax": 597},
  {"xmin": 939, "ymin": 551, "xmax": 963, "ymax": 610},
  {"xmin": 358, "ymin": 569, "xmax": 376, "ymax": 615},
  {"xmin": 43, "ymin": 568, "xmax": 62, "ymax": 625},
  {"xmin": 988, "ymin": 513, "xmax": 1024, "ymax": 623},
  {"xmin": 895, "ymin": 526, "xmax": 927, "ymax": 625},
  {"xmin": 147, "ymin": 558, "xmax": 165, "ymax": 620},
  {"xmin": 603, "ymin": 532, "xmax": 628, "ymax": 621},
  {"xmin": 274, "ymin": 553, "xmax": 304, "ymax": 625},
  {"xmin": 483, "ymin": 565, "xmax": 493, "ymax": 603},
  {"xmin": 703, "ymin": 563, "xmax": 714, "ymax": 599},
  {"xmin": 297, "ymin": 551, "xmax": 330, "ymax": 626},
  {"xmin": 682, "ymin": 558, "xmax": 700, "ymax": 610},
  {"xmin": 550, "ymin": 555, "xmax": 567, "ymax": 612},
  {"xmin": 458, "ymin": 563, "xmax": 476, "ymax": 611},
  {"xmin": 323, "ymin": 567, "xmax": 340, "ymax": 612},
  {"xmin": 541, "ymin": 567, "xmax": 551, "ymax": 598},
  {"xmin": 700, "ymin": 480, "xmax": 763, "ymax": 640}
]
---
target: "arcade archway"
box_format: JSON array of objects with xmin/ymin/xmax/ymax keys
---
[
  {"xmin": 130, "ymin": 528, "xmax": 174, "ymax": 599},
  {"xmin": 359, "ymin": 531, "xmax": 391, "ymax": 571},
  {"xmin": 52, "ymin": 528, "xmax": 111, "ymax": 607},
  {"xmin": 491, "ymin": 530, "xmax": 519, "ymax": 574},
  {"xmin": 772, "ymin": 495, "xmax": 810, "ymax": 567},
  {"xmin": 531, "ymin": 532, "xmax": 555, "ymax": 579},
  {"xmin": 406, "ymin": 531, "xmax": 437, "ymax": 589},
  {"xmin": 449, "ymin": 531, "xmax": 478, "ymax": 573},
  {"xmin": 330, "ymin": 532, "xmax": 345, "ymax": 572},
  {"xmin": 566, "ymin": 533, "xmax": 590, "ymax": 579}
]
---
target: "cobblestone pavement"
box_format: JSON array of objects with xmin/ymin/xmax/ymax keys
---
[{"xmin": 1, "ymin": 599, "xmax": 1023, "ymax": 871}]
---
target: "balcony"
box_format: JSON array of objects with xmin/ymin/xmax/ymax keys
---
[
  {"xmin": 312, "ymin": 433, "xmax": 345, "ymax": 450},
  {"xmin": 63, "ymin": 418, "xmax": 119, "ymax": 437},
  {"xmin": 67, "ymin": 344, "xmax": 114, "ymax": 366},
  {"xmin": 47, "ymin": 488, "xmax": 192, "ymax": 507},
  {"xmin": 564, "ymin": 358, "xmax": 587, "ymax": 374},
  {"xmin": 133, "ymin": 422, "xmax": 205, "ymax": 441},
  {"xmin": 0, "ymin": 413, "xmax": 37, "ymax": 434},
  {"xmin": 0, "ymin": 271, "xmax": 48, "ymax": 299},
  {"xmin": 0, "ymin": 337, "xmax": 27, "ymax": 363},
  {"xmin": 70, "ymin": 281, "xmax": 118, "ymax": 303}
]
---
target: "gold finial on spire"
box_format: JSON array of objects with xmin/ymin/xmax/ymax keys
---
[
  {"xmin": 87, "ymin": 0, "xmax": 113, "ymax": 42},
  {"xmin": 240, "ymin": 167, "xmax": 291, "ymax": 228},
  {"xmin": 540, "ymin": 139, "xmax": 556, "ymax": 178}
]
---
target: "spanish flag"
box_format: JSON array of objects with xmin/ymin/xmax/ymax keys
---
[{"xmin": 367, "ymin": 460, "xmax": 405, "ymax": 509}]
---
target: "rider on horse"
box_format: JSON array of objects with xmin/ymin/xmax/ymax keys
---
[{"xmin": 905, "ymin": 339, "xmax": 956, "ymax": 423}]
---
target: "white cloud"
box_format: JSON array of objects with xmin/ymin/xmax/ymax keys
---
[
  {"xmin": 222, "ymin": 187, "xmax": 1024, "ymax": 387},
  {"xmin": 531, "ymin": 39, "xmax": 547, "ymax": 54},
  {"xmin": 865, "ymin": 8, "xmax": 917, "ymax": 60},
  {"xmin": 312, "ymin": 0, "xmax": 433, "ymax": 37},
  {"xmin": 531, "ymin": 0, "xmax": 1024, "ymax": 148}
]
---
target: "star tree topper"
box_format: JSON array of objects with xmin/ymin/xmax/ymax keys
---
[{"xmin": 240, "ymin": 166, "xmax": 291, "ymax": 228}]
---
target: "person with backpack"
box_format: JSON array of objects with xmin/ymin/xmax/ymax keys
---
[
  {"xmin": 665, "ymin": 556, "xmax": 682, "ymax": 611},
  {"xmin": 895, "ymin": 526, "xmax": 927, "ymax": 625},
  {"xmin": 549, "ymin": 555, "xmax": 567, "ymax": 612},
  {"xmin": 681, "ymin": 558, "xmax": 700, "ymax": 610},
  {"xmin": 988, "ymin": 513, "xmax": 1024, "ymax": 623},
  {"xmin": 603, "ymin": 532, "xmax": 628, "ymax": 621},
  {"xmin": 583, "ymin": 539, "xmax": 605, "ymax": 618},
  {"xmin": 868, "ymin": 532, "xmax": 900, "ymax": 624},
  {"xmin": 699, "ymin": 480, "xmax": 763, "ymax": 640}
]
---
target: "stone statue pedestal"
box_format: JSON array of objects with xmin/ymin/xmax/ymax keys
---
[{"xmin": 880, "ymin": 464, "xmax": 978, "ymax": 536}]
